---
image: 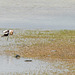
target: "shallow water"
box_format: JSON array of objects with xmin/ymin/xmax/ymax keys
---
[
  {"xmin": 0, "ymin": 37, "xmax": 18, "ymax": 51},
  {"xmin": 0, "ymin": 0, "xmax": 75, "ymax": 30},
  {"xmin": 0, "ymin": 55, "xmax": 69, "ymax": 75},
  {"xmin": 0, "ymin": 29, "xmax": 74, "ymax": 75},
  {"xmin": 0, "ymin": 29, "xmax": 19, "ymax": 51},
  {"xmin": 0, "ymin": 29, "xmax": 51, "ymax": 51}
]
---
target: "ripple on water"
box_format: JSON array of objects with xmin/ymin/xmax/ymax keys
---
[{"xmin": 0, "ymin": 55, "xmax": 69, "ymax": 74}]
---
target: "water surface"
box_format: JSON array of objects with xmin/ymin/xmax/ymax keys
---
[
  {"xmin": 0, "ymin": 55, "xmax": 69, "ymax": 75},
  {"xmin": 0, "ymin": 0, "xmax": 75, "ymax": 30}
]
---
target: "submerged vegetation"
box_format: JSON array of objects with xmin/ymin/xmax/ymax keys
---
[
  {"xmin": 5, "ymin": 30, "xmax": 75, "ymax": 59},
  {"xmin": 0, "ymin": 29, "xmax": 75, "ymax": 75}
]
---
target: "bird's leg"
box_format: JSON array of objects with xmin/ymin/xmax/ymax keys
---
[{"xmin": 7, "ymin": 35, "xmax": 9, "ymax": 41}]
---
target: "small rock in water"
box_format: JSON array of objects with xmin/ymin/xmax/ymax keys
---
[
  {"xmin": 25, "ymin": 59, "xmax": 32, "ymax": 62},
  {"xmin": 15, "ymin": 55, "xmax": 20, "ymax": 59}
]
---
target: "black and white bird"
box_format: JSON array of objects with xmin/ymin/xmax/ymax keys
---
[
  {"xmin": 1, "ymin": 30, "xmax": 13, "ymax": 40},
  {"xmin": 1, "ymin": 30, "xmax": 13, "ymax": 37},
  {"xmin": 1, "ymin": 30, "xmax": 9, "ymax": 37}
]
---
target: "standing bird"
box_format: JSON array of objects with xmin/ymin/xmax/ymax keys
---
[
  {"xmin": 1, "ymin": 30, "xmax": 9, "ymax": 37},
  {"xmin": 1, "ymin": 30, "xmax": 13, "ymax": 40}
]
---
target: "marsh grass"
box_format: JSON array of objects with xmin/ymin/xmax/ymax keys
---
[
  {"xmin": 1, "ymin": 29, "xmax": 75, "ymax": 75},
  {"xmin": 4, "ymin": 30, "xmax": 75, "ymax": 59}
]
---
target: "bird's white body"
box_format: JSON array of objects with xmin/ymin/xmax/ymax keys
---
[
  {"xmin": 1, "ymin": 30, "xmax": 14, "ymax": 40},
  {"xmin": 3, "ymin": 30, "xmax": 8, "ymax": 33},
  {"xmin": 3, "ymin": 30, "xmax": 13, "ymax": 35}
]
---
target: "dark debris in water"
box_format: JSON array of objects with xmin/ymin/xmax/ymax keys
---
[
  {"xmin": 25, "ymin": 59, "xmax": 32, "ymax": 62},
  {"xmin": 15, "ymin": 55, "xmax": 20, "ymax": 59}
]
